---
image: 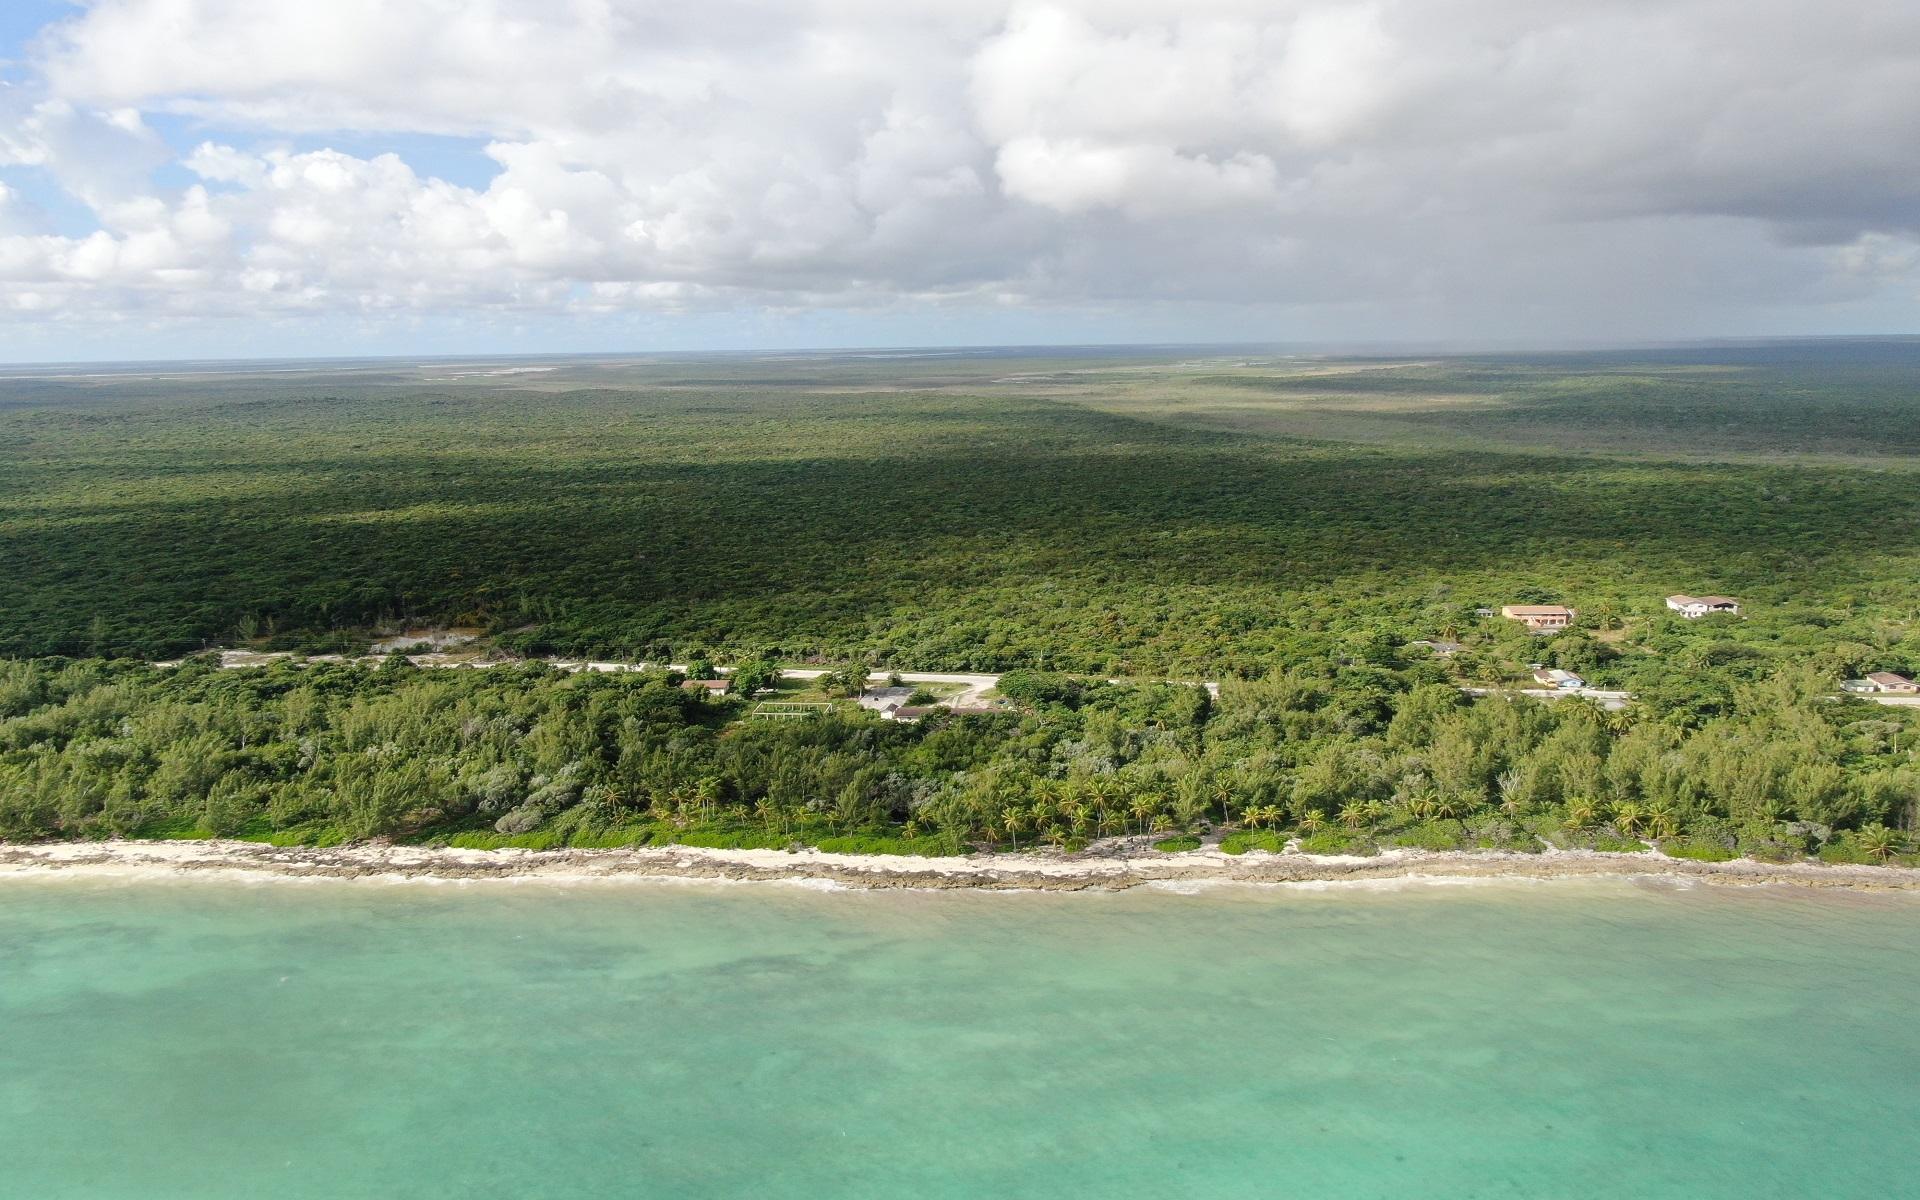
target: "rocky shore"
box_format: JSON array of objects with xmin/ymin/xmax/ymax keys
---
[{"xmin": 3, "ymin": 838, "xmax": 1918, "ymax": 892}]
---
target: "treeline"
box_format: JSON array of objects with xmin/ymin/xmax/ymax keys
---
[{"xmin": 1, "ymin": 657, "xmax": 1913, "ymax": 864}]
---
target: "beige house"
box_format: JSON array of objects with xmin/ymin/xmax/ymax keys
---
[
  {"xmin": 1500, "ymin": 604, "xmax": 1576, "ymax": 631},
  {"xmin": 1531, "ymin": 667, "xmax": 1586, "ymax": 690},
  {"xmin": 1844, "ymin": 673, "xmax": 1917, "ymax": 694},
  {"xmin": 1666, "ymin": 594, "xmax": 1740, "ymax": 619}
]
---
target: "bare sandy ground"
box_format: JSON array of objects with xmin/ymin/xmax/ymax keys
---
[{"xmin": 2, "ymin": 839, "xmax": 1916, "ymax": 892}]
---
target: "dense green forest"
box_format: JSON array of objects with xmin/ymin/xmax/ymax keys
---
[
  {"xmin": 2, "ymin": 345, "xmax": 1918, "ymax": 855},
  {"xmin": 4, "ymin": 348, "xmax": 1919, "ymax": 683},
  {"xmin": 1, "ymin": 656, "xmax": 1913, "ymax": 862}
]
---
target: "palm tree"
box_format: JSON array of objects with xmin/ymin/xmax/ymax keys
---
[
  {"xmin": 1029, "ymin": 795, "xmax": 1056, "ymax": 831},
  {"xmin": 1087, "ymin": 775, "xmax": 1118, "ymax": 810},
  {"xmin": 1362, "ymin": 799, "xmax": 1389, "ymax": 831},
  {"xmin": 1564, "ymin": 798, "xmax": 1598, "ymax": 831},
  {"xmin": 1646, "ymin": 800, "xmax": 1681, "ymax": 840},
  {"xmin": 1211, "ymin": 777, "xmax": 1237, "ymax": 826},
  {"xmin": 1297, "ymin": 809, "xmax": 1325, "ymax": 835},
  {"xmin": 1855, "ymin": 824, "xmax": 1902, "ymax": 863},
  {"xmin": 1002, "ymin": 806, "xmax": 1027, "ymax": 850},
  {"xmin": 1338, "ymin": 801, "xmax": 1368, "ymax": 830},
  {"xmin": 1129, "ymin": 794, "xmax": 1157, "ymax": 835},
  {"xmin": 1612, "ymin": 801, "xmax": 1648, "ymax": 838},
  {"xmin": 695, "ymin": 777, "xmax": 721, "ymax": 822},
  {"xmin": 1042, "ymin": 824, "xmax": 1068, "ymax": 850},
  {"xmin": 1061, "ymin": 798, "xmax": 1090, "ymax": 835}
]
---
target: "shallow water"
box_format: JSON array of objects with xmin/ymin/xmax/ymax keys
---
[{"xmin": 2, "ymin": 877, "xmax": 1916, "ymax": 1198}]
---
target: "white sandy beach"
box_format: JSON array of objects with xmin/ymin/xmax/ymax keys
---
[{"xmin": 2, "ymin": 839, "xmax": 1916, "ymax": 892}]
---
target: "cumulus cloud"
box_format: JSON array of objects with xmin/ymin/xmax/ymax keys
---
[{"xmin": 2, "ymin": 0, "xmax": 1919, "ymax": 345}]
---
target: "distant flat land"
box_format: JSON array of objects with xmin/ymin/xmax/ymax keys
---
[{"xmin": 1, "ymin": 342, "xmax": 1917, "ymax": 677}]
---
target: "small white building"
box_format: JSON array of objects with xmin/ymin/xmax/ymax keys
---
[
  {"xmin": 1666, "ymin": 594, "xmax": 1740, "ymax": 619},
  {"xmin": 856, "ymin": 686, "xmax": 917, "ymax": 713},
  {"xmin": 1846, "ymin": 672, "xmax": 1919, "ymax": 694},
  {"xmin": 1531, "ymin": 667, "xmax": 1586, "ymax": 690}
]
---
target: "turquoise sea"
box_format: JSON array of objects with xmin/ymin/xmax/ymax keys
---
[{"xmin": 2, "ymin": 876, "xmax": 1917, "ymax": 1198}]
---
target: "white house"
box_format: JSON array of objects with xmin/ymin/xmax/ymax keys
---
[
  {"xmin": 1666, "ymin": 594, "xmax": 1740, "ymax": 619},
  {"xmin": 1531, "ymin": 667, "xmax": 1585, "ymax": 690},
  {"xmin": 1846, "ymin": 671, "xmax": 1919, "ymax": 695},
  {"xmin": 856, "ymin": 686, "xmax": 917, "ymax": 713}
]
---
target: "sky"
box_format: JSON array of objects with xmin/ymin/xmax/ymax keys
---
[{"xmin": 1, "ymin": 0, "xmax": 1918, "ymax": 362}]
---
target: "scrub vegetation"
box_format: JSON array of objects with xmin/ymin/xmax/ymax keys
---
[
  {"xmin": 1, "ymin": 345, "xmax": 1917, "ymax": 859},
  {"xmin": 0, "ymin": 656, "xmax": 1912, "ymax": 863}
]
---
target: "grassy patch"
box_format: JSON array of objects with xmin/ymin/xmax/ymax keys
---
[
  {"xmin": 1586, "ymin": 833, "xmax": 1652, "ymax": 854},
  {"xmin": 1151, "ymin": 834, "xmax": 1202, "ymax": 852},
  {"xmin": 1296, "ymin": 830, "xmax": 1377, "ymax": 856},
  {"xmin": 812, "ymin": 833, "xmax": 959, "ymax": 856},
  {"xmin": 1383, "ymin": 822, "xmax": 1462, "ymax": 851},
  {"xmin": 1220, "ymin": 830, "xmax": 1288, "ymax": 855},
  {"xmin": 662, "ymin": 828, "xmax": 794, "ymax": 851},
  {"xmin": 1658, "ymin": 837, "xmax": 1736, "ymax": 862},
  {"xmin": 565, "ymin": 826, "xmax": 652, "ymax": 849},
  {"xmin": 130, "ymin": 815, "xmax": 208, "ymax": 840}
]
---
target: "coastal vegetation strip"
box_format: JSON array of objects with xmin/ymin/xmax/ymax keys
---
[{"xmin": 1, "ymin": 655, "xmax": 1913, "ymax": 869}]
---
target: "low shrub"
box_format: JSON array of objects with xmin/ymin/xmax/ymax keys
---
[
  {"xmin": 1817, "ymin": 841, "xmax": 1872, "ymax": 865},
  {"xmin": 1297, "ymin": 830, "xmax": 1375, "ymax": 856},
  {"xmin": 446, "ymin": 830, "xmax": 564, "ymax": 850},
  {"xmin": 670, "ymin": 829, "xmax": 791, "ymax": 851},
  {"xmin": 1385, "ymin": 822, "xmax": 1461, "ymax": 852},
  {"xmin": 813, "ymin": 833, "xmax": 958, "ymax": 856},
  {"xmin": 1151, "ymin": 835, "xmax": 1202, "ymax": 853},
  {"xmin": 566, "ymin": 827, "xmax": 650, "ymax": 849},
  {"xmin": 1658, "ymin": 837, "xmax": 1736, "ymax": 862},
  {"xmin": 1220, "ymin": 830, "xmax": 1287, "ymax": 855},
  {"xmin": 1586, "ymin": 833, "xmax": 1651, "ymax": 854}
]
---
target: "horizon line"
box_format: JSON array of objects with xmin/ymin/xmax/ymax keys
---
[{"xmin": 3, "ymin": 332, "xmax": 1918, "ymax": 374}]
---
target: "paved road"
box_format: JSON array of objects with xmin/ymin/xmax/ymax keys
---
[{"xmin": 1461, "ymin": 685, "xmax": 1634, "ymax": 711}]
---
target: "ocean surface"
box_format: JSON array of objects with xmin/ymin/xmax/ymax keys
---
[{"xmin": 2, "ymin": 876, "xmax": 1916, "ymax": 1198}]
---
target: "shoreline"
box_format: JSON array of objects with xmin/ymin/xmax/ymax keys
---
[{"xmin": 3, "ymin": 839, "xmax": 1918, "ymax": 893}]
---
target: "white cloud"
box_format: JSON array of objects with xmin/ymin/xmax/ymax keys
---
[{"xmin": 1, "ymin": 0, "xmax": 1919, "ymax": 347}]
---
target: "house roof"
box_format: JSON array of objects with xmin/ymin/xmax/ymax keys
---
[
  {"xmin": 1502, "ymin": 605, "xmax": 1573, "ymax": 616},
  {"xmin": 1669, "ymin": 594, "xmax": 1738, "ymax": 607},
  {"xmin": 681, "ymin": 678, "xmax": 729, "ymax": 690},
  {"xmin": 1866, "ymin": 671, "xmax": 1914, "ymax": 687},
  {"xmin": 1532, "ymin": 668, "xmax": 1583, "ymax": 685}
]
